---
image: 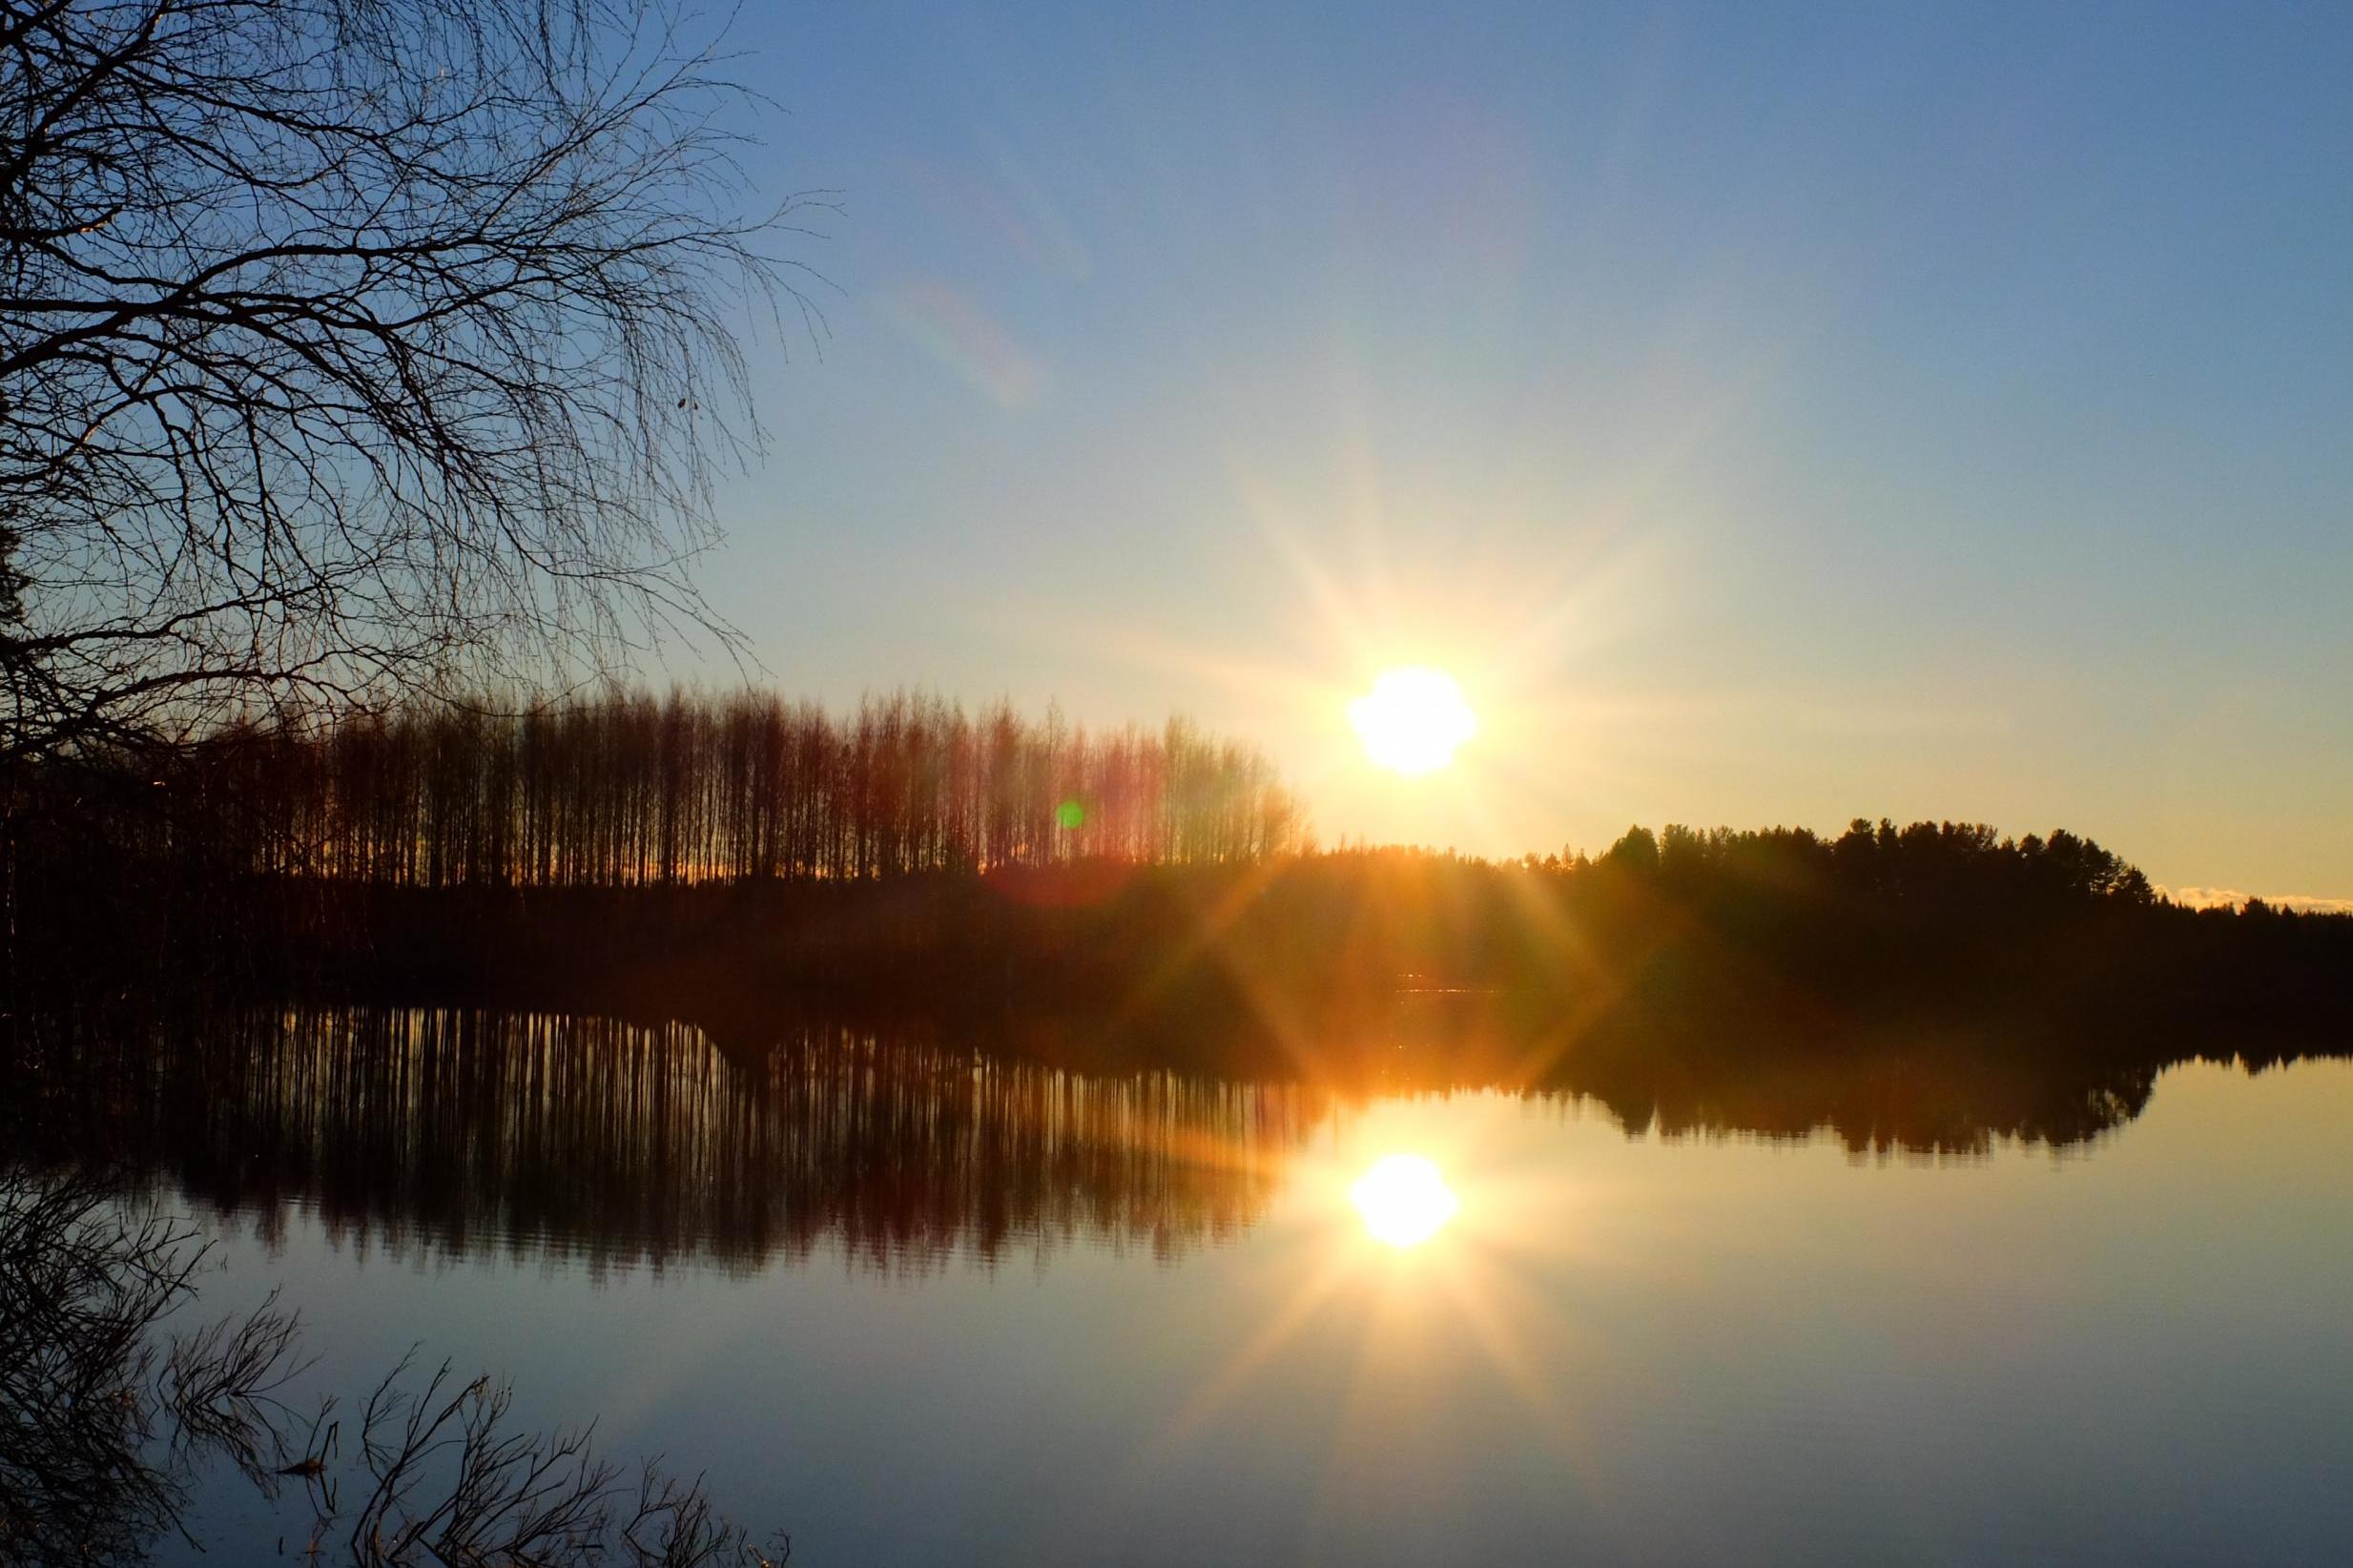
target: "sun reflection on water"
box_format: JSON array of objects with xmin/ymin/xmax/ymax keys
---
[{"xmin": 1350, "ymin": 1153, "xmax": 1460, "ymax": 1248}]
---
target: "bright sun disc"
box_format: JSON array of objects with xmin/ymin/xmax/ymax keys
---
[
  {"xmin": 1351, "ymin": 1154, "xmax": 1460, "ymax": 1248},
  {"xmin": 1349, "ymin": 668, "xmax": 1477, "ymax": 775}
]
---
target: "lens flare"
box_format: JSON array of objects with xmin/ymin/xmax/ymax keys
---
[
  {"xmin": 1349, "ymin": 668, "xmax": 1477, "ymax": 775},
  {"xmin": 1351, "ymin": 1153, "xmax": 1460, "ymax": 1247}
]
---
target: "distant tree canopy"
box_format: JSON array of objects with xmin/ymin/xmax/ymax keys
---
[
  {"xmin": 0, "ymin": 0, "xmax": 818, "ymax": 762},
  {"xmin": 1561, "ymin": 817, "xmax": 2156, "ymax": 907},
  {"xmin": 116, "ymin": 690, "xmax": 1302, "ymax": 885}
]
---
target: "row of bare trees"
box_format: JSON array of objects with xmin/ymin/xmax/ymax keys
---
[{"xmin": 171, "ymin": 690, "xmax": 1299, "ymax": 886}]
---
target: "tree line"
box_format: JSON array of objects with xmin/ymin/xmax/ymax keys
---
[
  {"xmin": 134, "ymin": 689, "xmax": 1301, "ymax": 888},
  {"xmin": 1558, "ymin": 817, "xmax": 2156, "ymax": 905}
]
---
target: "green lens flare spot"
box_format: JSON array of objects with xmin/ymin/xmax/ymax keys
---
[{"xmin": 1056, "ymin": 799, "xmax": 1085, "ymax": 831}]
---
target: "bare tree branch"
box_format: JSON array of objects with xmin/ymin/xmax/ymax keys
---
[{"xmin": 0, "ymin": 0, "xmax": 832, "ymax": 761}]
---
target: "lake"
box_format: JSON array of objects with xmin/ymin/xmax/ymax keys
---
[{"xmin": 7, "ymin": 1007, "xmax": 2350, "ymax": 1565}]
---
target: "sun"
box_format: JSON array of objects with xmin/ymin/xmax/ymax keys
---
[
  {"xmin": 1350, "ymin": 1153, "xmax": 1460, "ymax": 1248},
  {"xmin": 1348, "ymin": 668, "xmax": 1478, "ymax": 775}
]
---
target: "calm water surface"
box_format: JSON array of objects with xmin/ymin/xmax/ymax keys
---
[{"xmin": 18, "ymin": 1010, "xmax": 2353, "ymax": 1565}]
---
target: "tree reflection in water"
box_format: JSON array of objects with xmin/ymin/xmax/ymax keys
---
[
  {"xmin": 0, "ymin": 1170, "xmax": 782, "ymax": 1566},
  {"xmin": 2, "ymin": 1005, "xmax": 2330, "ymax": 1560},
  {"xmin": 0, "ymin": 1172, "xmax": 299, "ymax": 1566},
  {"xmin": 1, "ymin": 1010, "xmax": 1320, "ymax": 1274},
  {"xmin": 2, "ymin": 1003, "xmax": 2299, "ymax": 1277}
]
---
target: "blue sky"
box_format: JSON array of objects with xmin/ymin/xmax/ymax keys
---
[{"xmin": 679, "ymin": 1, "xmax": 2353, "ymax": 898}]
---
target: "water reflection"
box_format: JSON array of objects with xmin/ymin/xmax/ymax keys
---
[
  {"xmin": 7, "ymin": 1010, "xmax": 2350, "ymax": 1565},
  {"xmin": 0, "ymin": 1002, "xmax": 2330, "ymax": 1274},
  {"xmin": 1350, "ymin": 1155, "xmax": 1459, "ymax": 1247},
  {"xmin": 1358, "ymin": 993, "xmax": 2205, "ymax": 1157},
  {"xmin": 0, "ymin": 1009, "xmax": 1317, "ymax": 1274}
]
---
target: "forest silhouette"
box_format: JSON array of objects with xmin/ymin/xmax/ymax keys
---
[{"xmin": 9, "ymin": 688, "xmax": 2351, "ymax": 1077}]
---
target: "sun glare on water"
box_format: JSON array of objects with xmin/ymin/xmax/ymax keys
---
[
  {"xmin": 1351, "ymin": 1154, "xmax": 1460, "ymax": 1248},
  {"xmin": 1349, "ymin": 668, "xmax": 1477, "ymax": 775}
]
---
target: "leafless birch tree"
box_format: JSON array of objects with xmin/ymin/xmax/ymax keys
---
[{"xmin": 0, "ymin": 0, "xmax": 825, "ymax": 762}]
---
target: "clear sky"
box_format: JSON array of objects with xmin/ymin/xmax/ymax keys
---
[{"xmin": 683, "ymin": 1, "xmax": 2353, "ymax": 902}]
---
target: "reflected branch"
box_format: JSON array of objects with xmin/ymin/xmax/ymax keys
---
[
  {"xmin": 0, "ymin": 1169, "xmax": 786, "ymax": 1566},
  {"xmin": 0, "ymin": 1171, "xmax": 299, "ymax": 1565}
]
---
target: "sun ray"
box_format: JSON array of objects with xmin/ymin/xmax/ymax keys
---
[{"xmin": 1121, "ymin": 1241, "xmax": 1364, "ymax": 1465}]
